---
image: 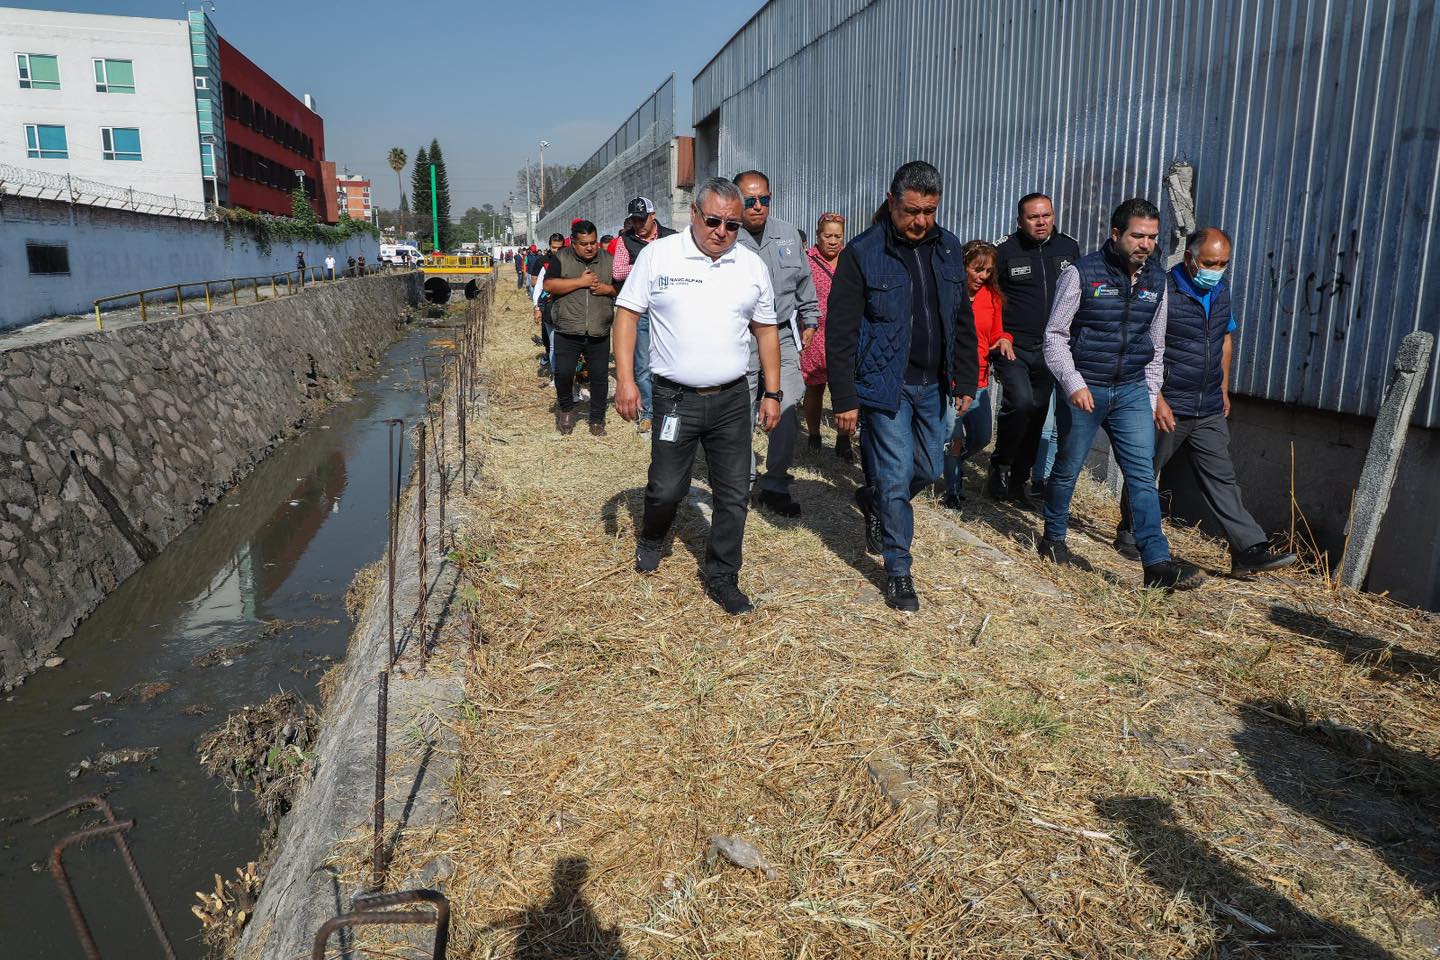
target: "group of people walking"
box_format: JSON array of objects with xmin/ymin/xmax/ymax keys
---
[{"xmin": 522, "ymin": 160, "xmax": 1296, "ymax": 616}]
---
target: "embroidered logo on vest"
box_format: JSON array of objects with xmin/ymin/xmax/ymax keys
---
[
  {"xmin": 1010, "ymin": 264, "xmax": 1032, "ymax": 277},
  {"xmin": 1091, "ymin": 283, "xmax": 1120, "ymax": 298}
]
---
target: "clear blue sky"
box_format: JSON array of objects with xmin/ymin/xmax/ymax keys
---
[{"xmin": 6, "ymin": 0, "xmax": 763, "ymax": 211}]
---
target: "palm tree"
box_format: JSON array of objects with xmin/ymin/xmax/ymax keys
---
[{"xmin": 387, "ymin": 147, "xmax": 407, "ymax": 235}]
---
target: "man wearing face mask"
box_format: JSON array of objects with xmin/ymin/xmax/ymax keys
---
[{"xmin": 1112, "ymin": 227, "xmax": 1296, "ymax": 573}]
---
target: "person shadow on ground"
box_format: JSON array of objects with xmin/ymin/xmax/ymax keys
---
[
  {"xmin": 1098, "ymin": 795, "xmax": 1399, "ymax": 959},
  {"xmin": 512, "ymin": 857, "xmax": 627, "ymax": 960}
]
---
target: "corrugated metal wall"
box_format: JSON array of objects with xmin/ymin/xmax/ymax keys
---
[{"xmin": 694, "ymin": 0, "xmax": 1440, "ymax": 426}]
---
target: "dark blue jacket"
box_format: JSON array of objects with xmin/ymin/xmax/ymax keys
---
[
  {"xmin": 825, "ymin": 220, "xmax": 979, "ymax": 415},
  {"xmin": 1069, "ymin": 242, "xmax": 1166, "ymax": 387},
  {"xmin": 1162, "ymin": 265, "xmax": 1233, "ymax": 417}
]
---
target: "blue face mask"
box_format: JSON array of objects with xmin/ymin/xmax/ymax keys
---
[{"xmin": 1191, "ymin": 265, "xmax": 1225, "ymax": 290}]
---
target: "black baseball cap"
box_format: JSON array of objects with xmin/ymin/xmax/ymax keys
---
[{"xmin": 627, "ymin": 196, "xmax": 656, "ymax": 219}]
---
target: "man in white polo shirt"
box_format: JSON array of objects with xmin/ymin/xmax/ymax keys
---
[{"xmin": 613, "ymin": 177, "xmax": 782, "ymax": 615}]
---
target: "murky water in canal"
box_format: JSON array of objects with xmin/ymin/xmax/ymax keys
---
[{"xmin": 0, "ymin": 322, "xmax": 444, "ymax": 957}]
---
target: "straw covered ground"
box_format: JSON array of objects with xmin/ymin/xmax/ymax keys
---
[{"xmin": 358, "ymin": 280, "xmax": 1440, "ymax": 958}]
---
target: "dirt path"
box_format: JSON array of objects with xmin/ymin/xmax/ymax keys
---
[{"xmin": 371, "ymin": 277, "xmax": 1440, "ymax": 958}]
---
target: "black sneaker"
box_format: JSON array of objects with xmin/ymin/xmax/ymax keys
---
[
  {"xmin": 1037, "ymin": 536, "xmax": 1074, "ymax": 565},
  {"xmin": 940, "ymin": 491, "xmax": 965, "ymax": 510},
  {"xmin": 1112, "ymin": 532, "xmax": 1142, "ymax": 561},
  {"xmin": 854, "ymin": 487, "xmax": 883, "ymax": 555},
  {"xmin": 1029, "ymin": 477, "xmax": 1048, "ymax": 499},
  {"xmin": 884, "ymin": 575, "xmax": 919, "ymax": 612},
  {"xmin": 1143, "ymin": 559, "xmax": 1207, "ymax": 591},
  {"xmin": 986, "ymin": 465, "xmax": 1009, "ymax": 498},
  {"xmin": 634, "ymin": 537, "xmax": 664, "ymax": 574},
  {"xmin": 706, "ymin": 575, "xmax": 754, "ymax": 615},
  {"xmin": 835, "ymin": 433, "xmax": 855, "ymax": 464},
  {"xmin": 1232, "ymin": 543, "xmax": 1298, "ymax": 575},
  {"xmin": 807, "ymin": 434, "xmax": 823, "ymax": 452},
  {"xmin": 756, "ymin": 489, "xmax": 802, "ymax": 518}
]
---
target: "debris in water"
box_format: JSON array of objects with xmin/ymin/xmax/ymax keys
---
[
  {"xmin": 44, "ymin": 657, "xmax": 65, "ymax": 668},
  {"xmin": 71, "ymin": 703, "xmax": 92, "ymax": 712},
  {"xmin": 192, "ymin": 861, "xmax": 261, "ymax": 956},
  {"xmin": 197, "ymin": 692, "xmax": 318, "ymax": 825},
  {"xmin": 192, "ymin": 640, "xmax": 256, "ymax": 667}
]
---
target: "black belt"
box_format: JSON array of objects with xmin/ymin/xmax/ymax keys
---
[{"xmin": 653, "ymin": 374, "xmax": 746, "ymax": 396}]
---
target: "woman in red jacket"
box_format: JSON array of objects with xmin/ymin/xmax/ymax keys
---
[{"xmin": 942, "ymin": 240, "xmax": 1015, "ymax": 508}]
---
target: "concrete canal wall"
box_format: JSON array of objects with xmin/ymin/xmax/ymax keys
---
[{"xmin": 0, "ymin": 272, "xmax": 421, "ymax": 685}]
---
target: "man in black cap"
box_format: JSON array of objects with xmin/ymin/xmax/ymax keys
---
[{"xmin": 612, "ymin": 196, "xmax": 677, "ymax": 435}]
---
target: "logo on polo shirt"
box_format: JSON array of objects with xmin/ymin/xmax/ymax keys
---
[
  {"xmin": 1091, "ymin": 282, "xmax": 1120, "ymax": 298},
  {"xmin": 657, "ymin": 275, "xmax": 703, "ymax": 290}
]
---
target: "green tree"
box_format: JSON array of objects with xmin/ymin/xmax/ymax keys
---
[
  {"xmin": 428, "ymin": 138, "xmax": 454, "ymax": 250},
  {"xmin": 410, "ymin": 146, "xmax": 431, "ymax": 248},
  {"xmin": 387, "ymin": 146, "xmax": 407, "ymax": 232},
  {"xmin": 290, "ymin": 185, "xmax": 317, "ymax": 225}
]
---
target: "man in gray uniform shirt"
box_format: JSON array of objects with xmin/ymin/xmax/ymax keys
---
[{"xmin": 735, "ymin": 170, "xmax": 820, "ymax": 519}]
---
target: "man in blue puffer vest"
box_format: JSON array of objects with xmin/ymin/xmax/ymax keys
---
[
  {"xmin": 1113, "ymin": 227, "xmax": 1297, "ymax": 574},
  {"xmin": 1041, "ymin": 198, "xmax": 1206, "ymax": 591},
  {"xmin": 827, "ymin": 161, "xmax": 980, "ymax": 612}
]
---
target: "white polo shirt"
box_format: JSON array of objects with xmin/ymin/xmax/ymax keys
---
[{"xmin": 615, "ymin": 227, "xmax": 776, "ymax": 387}]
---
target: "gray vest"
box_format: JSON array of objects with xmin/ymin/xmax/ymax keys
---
[{"xmin": 550, "ymin": 246, "xmax": 616, "ymax": 337}]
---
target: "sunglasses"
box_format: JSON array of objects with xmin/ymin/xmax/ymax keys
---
[
  {"xmin": 701, "ymin": 214, "xmax": 742, "ymax": 233},
  {"xmin": 818, "ymin": 212, "xmax": 846, "ymax": 224},
  {"xmin": 743, "ymin": 195, "xmax": 772, "ymax": 209}
]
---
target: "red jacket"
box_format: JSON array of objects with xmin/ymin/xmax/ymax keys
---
[{"xmin": 972, "ymin": 285, "xmax": 1011, "ymax": 388}]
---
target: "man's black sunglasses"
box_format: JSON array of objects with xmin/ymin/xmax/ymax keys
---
[
  {"xmin": 743, "ymin": 195, "xmax": 772, "ymax": 209},
  {"xmin": 702, "ymin": 214, "xmax": 742, "ymax": 233}
]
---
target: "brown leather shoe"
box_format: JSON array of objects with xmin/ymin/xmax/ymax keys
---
[
  {"xmin": 589, "ymin": 421, "xmax": 607, "ymax": 437},
  {"xmin": 556, "ymin": 410, "xmax": 577, "ymax": 435}
]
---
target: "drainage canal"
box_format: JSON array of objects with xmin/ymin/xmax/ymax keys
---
[{"xmin": 0, "ymin": 321, "xmax": 447, "ymax": 959}]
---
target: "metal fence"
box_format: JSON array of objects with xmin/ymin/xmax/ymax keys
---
[
  {"xmin": 0, "ymin": 161, "xmax": 209, "ymax": 220},
  {"xmin": 540, "ymin": 76, "xmax": 676, "ymax": 219},
  {"xmin": 693, "ymin": 0, "xmax": 1440, "ymax": 427}
]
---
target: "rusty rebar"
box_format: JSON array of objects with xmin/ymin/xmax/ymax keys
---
[
  {"xmin": 351, "ymin": 888, "xmax": 450, "ymax": 959},
  {"xmin": 312, "ymin": 890, "xmax": 449, "ymax": 960},
  {"xmin": 373, "ymin": 668, "xmax": 388, "ymax": 891},
  {"xmin": 456, "ymin": 357, "xmax": 469, "ymax": 496},
  {"xmin": 385, "ymin": 418, "xmax": 404, "ymax": 666},
  {"xmin": 31, "ymin": 796, "xmax": 176, "ymax": 960}
]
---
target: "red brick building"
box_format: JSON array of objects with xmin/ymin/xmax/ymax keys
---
[{"xmin": 218, "ymin": 38, "xmax": 330, "ymax": 221}]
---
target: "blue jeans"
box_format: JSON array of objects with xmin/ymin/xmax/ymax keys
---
[
  {"xmin": 1033, "ymin": 393, "xmax": 1057, "ymax": 484},
  {"xmin": 634, "ymin": 312, "xmax": 653, "ymax": 422},
  {"xmin": 1043, "ymin": 380, "xmax": 1170, "ymax": 566},
  {"xmin": 942, "ymin": 387, "xmax": 992, "ymax": 495},
  {"xmin": 860, "ymin": 383, "xmax": 947, "ymax": 577}
]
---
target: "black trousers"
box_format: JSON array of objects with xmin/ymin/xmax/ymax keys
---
[
  {"xmin": 1117, "ymin": 413, "xmax": 1268, "ymax": 551},
  {"xmin": 990, "ymin": 343, "xmax": 1055, "ymax": 483},
  {"xmin": 642, "ymin": 377, "xmax": 751, "ymax": 580},
  {"xmin": 553, "ymin": 332, "xmax": 610, "ymax": 423}
]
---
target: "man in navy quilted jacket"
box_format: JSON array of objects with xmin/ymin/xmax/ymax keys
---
[
  {"xmin": 1112, "ymin": 227, "xmax": 1297, "ymax": 575},
  {"xmin": 1041, "ymin": 198, "xmax": 1206, "ymax": 591},
  {"xmin": 826, "ymin": 161, "xmax": 980, "ymax": 613}
]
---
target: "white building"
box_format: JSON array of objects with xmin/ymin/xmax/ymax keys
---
[{"xmin": 1, "ymin": 8, "xmax": 204, "ymax": 203}]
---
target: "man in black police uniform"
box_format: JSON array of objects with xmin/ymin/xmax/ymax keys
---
[{"xmin": 990, "ymin": 193, "xmax": 1081, "ymax": 507}]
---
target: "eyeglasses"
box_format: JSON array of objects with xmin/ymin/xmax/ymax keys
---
[
  {"xmin": 818, "ymin": 212, "xmax": 846, "ymax": 224},
  {"xmin": 701, "ymin": 214, "xmax": 742, "ymax": 233},
  {"xmin": 743, "ymin": 195, "xmax": 772, "ymax": 209}
]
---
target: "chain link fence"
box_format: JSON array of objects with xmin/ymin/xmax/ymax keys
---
[{"xmin": 0, "ymin": 161, "xmax": 209, "ymax": 220}]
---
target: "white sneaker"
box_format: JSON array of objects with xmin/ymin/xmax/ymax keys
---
[{"xmin": 575, "ymin": 387, "xmax": 591, "ymax": 402}]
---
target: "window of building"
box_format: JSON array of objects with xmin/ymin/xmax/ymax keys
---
[
  {"xmin": 101, "ymin": 126, "xmax": 142, "ymax": 161},
  {"xmin": 194, "ymin": 75, "xmax": 208, "ymax": 89},
  {"xmin": 24, "ymin": 123, "xmax": 67, "ymax": 159},
  {"xmin": 93, "ymin": 58, "xmax": 135, "ymax": 94},
  {"xmin": 26, "ymin": 242, "xmax": 69, "ymax": 275},
  {"xmin": 17, "ymin": 53, "xmax": 60, "ymax": 90}
]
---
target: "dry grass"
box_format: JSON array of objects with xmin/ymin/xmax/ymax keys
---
[{"xmin": 356, "ymin": 281, "xmax": 1440, "ymax": 959}]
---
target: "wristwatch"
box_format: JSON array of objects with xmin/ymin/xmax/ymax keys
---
[{"xmin": 762, "ymin": 390, "xmax": 783, "ymax": 402}]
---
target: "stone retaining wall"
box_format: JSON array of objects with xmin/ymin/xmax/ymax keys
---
[{"xmin": 0, "ymin": 272, "xmax": 421, "ymax": 684}]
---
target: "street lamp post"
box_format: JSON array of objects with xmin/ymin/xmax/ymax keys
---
[{"xmin": 538, "ymin": 139, "xmax": 550, "ymax": 211}]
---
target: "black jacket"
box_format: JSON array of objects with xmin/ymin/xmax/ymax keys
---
[{"xmin": 994, "ymin": 230, "xmax": 1081, "ymax": 349}]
